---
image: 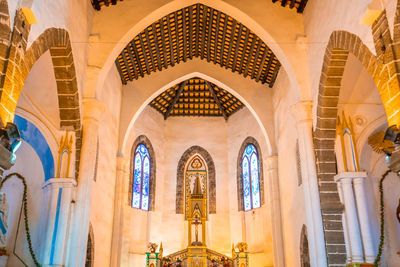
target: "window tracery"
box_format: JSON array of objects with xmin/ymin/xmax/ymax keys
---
[
  {"xmin": 237, "ymin": 137, "xmax": 264, "ymax": 211},
  {"xmin": 129, "ymin": 135, "xmax": 156, "ymax": 211}
]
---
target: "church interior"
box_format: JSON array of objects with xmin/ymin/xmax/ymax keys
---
[{"xmin": 0, "ymin": 0, "xmax": 399, "ymax": 266}]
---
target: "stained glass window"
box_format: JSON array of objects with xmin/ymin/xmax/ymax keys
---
[
  {"xmin": 132, "ymin": 144, "xmax": 151, "ymax": 210},
  {"xmin": 242, "ymin": 144, "xmax": 260, "ymax": 211}
]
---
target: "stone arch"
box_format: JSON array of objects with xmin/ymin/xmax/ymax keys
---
[
  {"xmin": 129, "ymin": 135, "xmax": 156, "ymax": 211},
  {"xmin": 85, "ymin": 223, "xmax": 95, "ymax": 267},
  {"xmin": 23, "ymin": 28, "xmax": 81, "ymax": 130},
  {"xmin": 176, "ymin": 145, "xmax": 216, "ymax": 214},
  {"xmin": 313, "ymin": 9, "xmax": 400, "ymax": 264},
  {"xmin": 300, "ymin": 224, "xmax": 310, "ymax": 267},
  {"xmin": 237, "ymin": 136, "xmax": 264, "ymax": 211}
]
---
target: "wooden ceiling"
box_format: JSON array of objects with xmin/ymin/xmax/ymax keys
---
[
  {"xmin": 92, "ymin": 1, "xmax": 308, "ymax": 13},
  {"xmin": 115, "ymin": 4, "xmax": 281, "ymax": 87},
  {"xmin": 272, "ymin": 0, "xmax": 308, "ymax": 13},
  {"xmin": 150, "ymin": 77, "xmax": 244, "ymax": 120},
  {"xmin": 91, "ymin": 0, "xmax": 123, "ymax": 11}
]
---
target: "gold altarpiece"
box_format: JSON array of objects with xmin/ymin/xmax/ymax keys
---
[{"xmin": 146, "ymin": 155, "xmax": 249, "ymax": 267}]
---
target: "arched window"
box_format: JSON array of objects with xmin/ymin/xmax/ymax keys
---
[
  {"xmin": 132, "ymin": 143, "xmax": 151, "ymax": 210},
  {"xmin": 237, "ymin": 137, "xmax": 264, "ymax": 211},
  {"xmin": 242, "ymin": 144, "xmax": 261, "ymax": 211}
]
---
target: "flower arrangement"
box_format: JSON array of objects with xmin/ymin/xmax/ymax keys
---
[
  {"xmin": 235, "ymin": 242, "xmax": 248, "ymax": 253},
  {"xmin": 147, "ymin": 242, "xmax": 158, "ymax": 253}
]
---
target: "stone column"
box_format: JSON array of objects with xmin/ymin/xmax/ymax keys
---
[
  {"xmin": 264, "ymin": 155, "xmax": 285, "ymax": 267},
  {"xmin": 334, "ymin": 174, "xmax": 363, "ymax": 262},
  {"xmin": 39, "ymin": 178, "xmax": 76, "ymax": 266},
  {"xmin": 66, "ymin": 98, "xmax": 106, "ymax": 267},
  {"xmin": 110, "ymin": 155, "xmax": 130, "ymax": 267},
  {"xmin": 291, "ymin": 101, "xmax": 327, "ymax": 267},
  {"xmin": 353, "ymin": 175, "xmax": 376, "ymax": 263}
]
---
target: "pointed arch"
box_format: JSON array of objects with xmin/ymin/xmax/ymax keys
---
[
  {"xmin": 129, "ymin": 135, "xmax": 156, "ymax": 211},
  {"xmin": 300, "ymin": 224, "xmax": 310, "ymax": 267},
  {"xmin": 237, "ymin": 136, "xmax": 264, "ymax": 211},
  {"xmin": 176, "ymin": 146, "xmax": 216, "ymax": 214}
]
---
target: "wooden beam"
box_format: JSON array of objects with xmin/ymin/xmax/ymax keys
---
[
  {"xmin": 231, "ymin": 24, "xmax": 244, "ymax": 72},
  {"xmin": 206, "ymin": 8, "xmax": 214, "ymax": 62},
  {"xmin": 281, "ymin": 0, "xmax": 288, "ymax": 7},
  {"xmin": 237, "ymin": 28, "xmax": 250, "ymax": 74},
  {"xmin": 166, "ymin": 15, "xmax": 175, "ymax": 66},
  {"xmin": 200, "ymin": 6, "xmax": 208, "ymax": 59},
  {"xmin": 164, "ymin": 81, "xmax": 187, "ymax": 119},
  {"xmin": 213, "ymin": 11, "xmax": 221, "ymax": 62},
  {"xmin": 174, "ymin": 11, "xmax": 181, "ymax": 63},
  {"xmin": 262, "ymin": 53, "xmax": 274, "ymax": 84},
  {"xmin": 195, "ymin": 4, "xmax": 200, "ymax": 56},
  {"xmin": 219, "ymin": 15, "xmax": 229, "ymax": 66},
  {"xmin": 224, "ymin": 20, "xmax": 237, "ymax": 67},
  {"xmin": 243, "ymin": 35, "xmax": 257, "ymax": 77},
  {"xmin": 151, "ymin": 23, "xmax": 163, "ymax": 71},
  {"xmin": 158, "ymin": 19, "xmax": 169, "ymax": 69},
  {"xmin": 138, "ymin": 34, "xmax": 151, "ymax": 75},
  {"xmin": 130, "ymin": 42, "xmax": 144, "ymax": 77},
  {"xmin": 188, "ymin": 5, "xmax": 194, "ymax": 59},
  {"xmin": 298, "ymin": 0, "xmax": 308, "ymax": 13},
  {"xmin": 121, "ymin": 51, "xmax": 133, "ymax": 81},
  {"xmin": 144, "ymin": 28, "xmax": 157, "ymax": 72},
  {"xmin": 205, "ymin": 81, "xmax": 228, "ymax": 121},
  {"xmin": 182, "ymin": 8, "xmax": 188, "ymax": 62},
  {"xmin": 126, "ymin": 47, "xmax": 138, "ymax": 79},
  {"xmin": 115, "ymin": 60, "xmax": 127, "ymax": 85},
  {"xmin": 290, "ymin": 0, "xmax": 296, "ymax": 8},
  {"xmin": 269, "ymin": 61, "xmax": 281, "ymax": 88},
  {"xmin": 256, "ymin": 47, "xmax": 269, "ymax": 82},
  {"xmin": 249, "ymin": 40, "xmax": 262, "ymax": 79}
]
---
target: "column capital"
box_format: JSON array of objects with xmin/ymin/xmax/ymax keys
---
[
  {"xmin": 264, "ymin": 155, "xmax": 278, "ymax": 170},
  {"xmin": 290, "ymin": 101, "xmax": 313, "ymax": 124},
  {"xmin": 83, "ymin": 98, "xmax": 106, "ymax": 122},
  {"xmin": 42, "ymin": 177, "xmax": 77, "ymax": 190},
  {"xmin": 334, "ymin": 172, "xmax": 368, "ymax": 182}
]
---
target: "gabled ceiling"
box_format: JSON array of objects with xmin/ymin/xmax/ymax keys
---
[
  {"xmin": 272, "ymin": 0, "xmax": 308, "ymax": 13},
  {"xmin": 150, "ymin": 77, "xmax": 244, "ymax": 120},
  {"xmin": 115, "ymin": 4, "xmax": 281, "ymax": 87},
  {"xmin": 91, "ymin": 0, "xmax": 122, "ymax": 11},
  {"xmin": 92, "ymin": 1, "xmax": 308, "ymax": 13}
]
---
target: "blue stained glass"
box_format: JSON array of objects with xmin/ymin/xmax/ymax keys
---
[
  {"xmin": 141, "ymin": 156, "xmax": 150, "ymax": 210},
  {"xmin": 242, "ymin": 157, "xmax": 251, "ymax": 211},
  {"xmin": 250, "ymin": 153, "xmax": 260, "ymax": 208},
  {"xmin": 132, "ymin": 153, "xmax": 142, "ymax": 208},
  {"xmin": 242, "ymin": 144, "xmax": 260, "ymax": 211},
  {"xmin": 132, "ymin": 144, "xmax": 151, "ymax": 210}
]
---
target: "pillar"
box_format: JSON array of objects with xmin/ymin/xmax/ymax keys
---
[
  {"xmin": 264, "ymin": 155, "xmax": 285, "ymax": 267},
  {"xmin": 66, "ymin": 98, "xmax": 106, "ymax": 267},
  {"xmin": 39, "ymin": 178, "xmax": 76, "ymax": 266},
  {"xmin": 202, "ymin": 219, "xmax": 206, "ymax": 246},
  {"xmin": 353, "ymin": 176, "xmax": 376, "ymax": 263},
  {"xmin": 291, "ymin": 101, "xmax": 327, "ymax": 267}
]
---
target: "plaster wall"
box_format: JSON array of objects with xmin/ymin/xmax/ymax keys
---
[
  {"xmin": 272, "ymin": 69, "xmax": 307, "ymax": 267},
  {"xmin": 89, "ymin": 64, "xmax": 122, "ymax": 267}
]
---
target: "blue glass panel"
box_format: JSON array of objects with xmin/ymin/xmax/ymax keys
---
[
  {"xmin": 132, "ymin": 152, "xmax": 142, "ymax": 208},
  {"xmin": 14, "ymin": 115, "xmax": 55, "ymax": 181},
  {"xmin": 245, "ymin": 144, "xmax": 256, "ymax": 157},
  {"xmin": 141, "ymin": 156, "xmax": 150, "ymax": 210},
  {"xmin": 242, "ymin": 157, "xmax": 251, "ymax": 211},
  {"xmin": 250, "ymin": 153, "xmax": 260, "ymax": 208}
]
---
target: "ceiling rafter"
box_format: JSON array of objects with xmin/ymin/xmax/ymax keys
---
[
  {"xmin": 115, "ymin": 4, "xmax": 281, "ymax": 87},
  {"xmin": 271, "ymin": 0, "xmax": 308, "ymax": 13},
  {"xmin": 150, "ymin": 77, "xmax": 244, "ymax": 120}
]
